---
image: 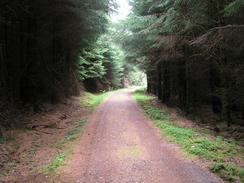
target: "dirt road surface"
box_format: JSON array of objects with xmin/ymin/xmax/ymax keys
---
[{"xmin": 61, "ymin": 90, "xmax": 220, "ymax": 183}]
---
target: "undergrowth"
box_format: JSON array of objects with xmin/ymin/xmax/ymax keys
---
[{"xmin": 133, "ymin": 89, "xmax": 244, "ymax": 183}]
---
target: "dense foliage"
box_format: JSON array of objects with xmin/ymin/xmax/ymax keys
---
[
  {"xmin": 79, "ymin": 34, "xmax": 125, "ymax": 91},
  {"xmin": 0, "ymin": 0, "xmax": 121, "ymax": 103},
  {"xmin": 115, "ymin": 0, "xmax": 244, "ymax": 125}
]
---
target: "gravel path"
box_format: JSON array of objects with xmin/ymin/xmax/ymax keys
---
[{"xmin": 63, "ymin": 90, "xmax": 220, "ymax": 183}]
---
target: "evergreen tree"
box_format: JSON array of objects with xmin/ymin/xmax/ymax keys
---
[{"xmin": 115, "ymin": 0, "xmax": 244, "ymax": 125}]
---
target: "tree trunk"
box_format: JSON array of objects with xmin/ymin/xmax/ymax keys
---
[{"xmin": 157, "ymin": 62, "xmax": 162, "ymax": 100}]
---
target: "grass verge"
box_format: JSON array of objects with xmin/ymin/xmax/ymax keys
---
[
  {"xmin": 42, "ymin": 119, "xmax": 86, "ymax": 173},
  {"xmin": 80, "ymin": 91, "xmax": 114, "ymax": 109},
  {"xmin": 133, "ymin": 89, "xmax": 244, "ymax": 183},
  {"xmin": 56, "ymin": 120, "xmax": 86, "ymax": 149},
  {"xmin": 42, "ymin": 90, "xmax": 111, "ymax": 174},
  {"xmin": 42, "ymin": 153, "xmax": 67, "ymax": 173}
]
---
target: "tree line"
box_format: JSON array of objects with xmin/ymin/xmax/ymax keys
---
[
  {"xmin": 0, "ymin": 0, "xmax": 124, "ymax": 104},
  {"xmin": 1, "ymin": 0, "xmax": 244, "ymax": 127},
  {"xmin": 114, "ymin": 0, "xmax": 244, "ymax": 126}
]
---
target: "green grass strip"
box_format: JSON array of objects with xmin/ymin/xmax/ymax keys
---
[
  {"xmin": 133, "ymin": 89, "xmax": 244, "ymax": 182},
  {"xmin": 80, "ymin": 91, "xmax": 115, "ymax": 109},
  {"xmin": 56, "ymin": 119, "xmax": 86, "ymax": 149},
  {"xmin": 43, "ymin": 119, "xmax": 86, "ymax": 173},
  {"xmin": 42, "ymin": 154, "xmax": 66, "ymax": 173}
]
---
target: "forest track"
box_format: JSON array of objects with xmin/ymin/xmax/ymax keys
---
[{"xmin": 59, "ymin": 89, "xmax": 221, "ymax": 183}]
